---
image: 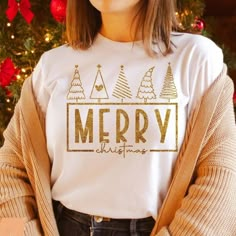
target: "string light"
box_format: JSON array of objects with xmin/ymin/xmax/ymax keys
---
[
  {"xmin": 21, "ymin": 68, "xmax": 26, "ymax": 73},
  {"xmin": 7, "ymin": 22, "xmax": 11, "ymax": 27},
  {"xmin": 11, "ymin": 35, "xmax": 15, "ymax": 39},
  {"xmin": 44, "ymin": 33, "xmax": 52, "ymax": 42},
  {"xmin": 6, "ymin": 99, "xmax": 10, "ymax": 103},
  {"xmin": 17, "ymin": 75, "xmax": 21, "ymax": 79},
  {"xmin": 184, "ymin": 10, "xmax": 189, "ymax": 16}
]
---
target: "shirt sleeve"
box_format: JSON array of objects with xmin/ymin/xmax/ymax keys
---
[
  {"xmin": 31, "ymin": 54, "xmax": 50, "ymax": 115},
  {"xmin": 187, "ymin": 36, "xmax": 224, "ymax": 116}
]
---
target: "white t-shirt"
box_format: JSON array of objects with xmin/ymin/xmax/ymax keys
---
[{"xmin": 32, "ymin": 32, "xmax": 223, "ymax": 219}]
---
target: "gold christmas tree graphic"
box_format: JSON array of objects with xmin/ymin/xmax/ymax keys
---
[
  {"xmin": 90, "ymin": 64, "xmax": 109, "ymax": 103},
  {"xmin": 136, "ymin": 66, "xmax": 156, "ymax": 103},
  {"xmin": 159, "ymin": 63, "xmax": 178, "ymax": 102},
  {"xmin": 112, "ymin": 65, "xmax": 132, "ymax": 103},
  {"xmin": 67, "ymin": 65, "xmax": 85, "ymax": 102}
]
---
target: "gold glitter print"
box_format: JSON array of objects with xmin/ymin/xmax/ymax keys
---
[
  {"xmin": 67, "ymin": 103, "xmax": 178, "ymax": 153},
  {"xmin": 67, "ymin": 65, "xmax": 86, "ymax": 102},
  {"xmin": 90, "ymin": 65, "xmax": 109, "ymax": 103},
  {"xmin": 112, "ymin": 65, "xmax": 132, "ymax": 103},
  {"xmin": 159, "ymin": 63, "xmax": 178, "ymax": 102},
  {"xmin": 75, "ymin": 109, "xmax": 93, "ymax": 143},
  {"xmin": 66, "ymin": 63, "xmax": 179, "ymax": 156},
  {"xmin": 136, "ymin": 67, "xmax": 157, "ymax": 103}
]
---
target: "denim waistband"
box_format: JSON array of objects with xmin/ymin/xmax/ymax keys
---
[{"xmin": 53, "ymin": 200, "xmax": 155, "ymax": 230}]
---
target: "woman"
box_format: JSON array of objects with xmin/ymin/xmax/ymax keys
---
[{"xmin": 0, "ymin": 0, "xmax": 236, "ymax": 235}]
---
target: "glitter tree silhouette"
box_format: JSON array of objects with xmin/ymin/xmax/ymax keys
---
[
  {"xmin": 159, "ymin": 63, "xmax": 178, "ymax": 102},
  {"xmin": 112, "ymin": 65, "xmax": 132, "ymax": 102},
  {"xmin": 90, "ymin": 64, "xmax": 109, "ymax": 103},
  {"xmin": 67, "ymin": 65, "xmax": 85, "ymax": 102},
  {"xmin": 136, "ymin": 66, "xmax": 156, "ymax": 103}
]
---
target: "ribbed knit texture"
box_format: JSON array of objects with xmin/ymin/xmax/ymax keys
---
[
  {"xmin": 0, "ymin": 78, "xmax": 59, "ymax": 236},
  {"xmin": 0, "ymin": 66, "xmax": 236, "ymax": 236},
  {"xmin": 153, "ymin": 68, "xmax": 236, "ymax": 235}
]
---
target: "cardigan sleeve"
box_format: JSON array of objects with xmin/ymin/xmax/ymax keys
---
[
  {"xmin": 156, "ymin": 78, "xmax": 236, "ymax": 235},
  {"xmin": 0, "ymin": 102, "xmax": 43, "ymax": 235}
]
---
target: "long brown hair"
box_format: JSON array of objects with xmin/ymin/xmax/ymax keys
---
[{"xmin": 66, "ymin": 0, "xmax": 179, "ymax": 56}]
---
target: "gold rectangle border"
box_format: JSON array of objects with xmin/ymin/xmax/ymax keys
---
[{"xmin": 67, "ymin": 103, "xmax": 178, "ymax": 152}]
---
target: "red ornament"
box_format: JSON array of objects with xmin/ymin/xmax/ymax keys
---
[
  {"xmin": 0, "ymin": 58, "xmax": 19, "ymax": 88},
  {"xmin": 50, "ymin": 0, "xmax": 67, "ymax": 23},
  {"xmin": 6, "ymin": 0, "xmax": 34, "ymax": 24},
  {"xmin": 194, "ymin": 18, "xmax": 205, "ymax": 32}
]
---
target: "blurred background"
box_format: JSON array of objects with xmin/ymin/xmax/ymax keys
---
[{"xmin": 205, "ymin": 0, "xmax": 236, "ymax": 88}]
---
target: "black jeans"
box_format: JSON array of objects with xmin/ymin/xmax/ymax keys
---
[{"xmin": 53, "ymin": 201, "xmax": 155, "ymax": 236}]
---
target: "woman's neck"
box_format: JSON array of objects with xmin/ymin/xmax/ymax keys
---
[{"xmin": 100, "ymin": 13, "xmax": 141, "ymax": 42}]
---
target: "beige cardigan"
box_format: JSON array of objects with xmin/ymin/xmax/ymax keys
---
[{"xmin": 0, "ymin": 65, "xmax": 236, "ymax": 236}]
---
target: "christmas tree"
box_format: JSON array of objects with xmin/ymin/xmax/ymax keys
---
[
  {"xmin": 0, "ymin": 0, "xmax": 67, "ymax": 145},
  {"xmin": 160, "ymin": 63, "xmax": 178, "ymax": 102},
  {"xmin": 136, "ymin": 67, "xmax": 157, "ymax": 103},
  {"xmin": 0, "ymin": 0, "xmax": 235, "ymax": 145},
  {"xmin": 67, "ymin": 65, "xmax": 86, "ymax": 102},
  {"xmin": 112, "ymin": 65, "xmax": 132, "ymax": 103},
  {"xmin": 90, "ymin": 65, "xmax": 109, "ymax": 103}
]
